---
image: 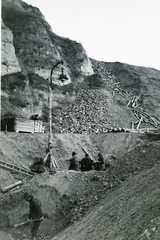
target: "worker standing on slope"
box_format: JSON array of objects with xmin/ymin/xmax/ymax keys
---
[
  {"xmin": 97, "ymin": 152, "xmax": 104, "ymax": 170},
  {"xmin": 24, "ymin": 192, "xmax": 43, "ymax": 240},
  {"xmin": 65, "ymin": 151, "xmax": 78, "ymax": 170}
]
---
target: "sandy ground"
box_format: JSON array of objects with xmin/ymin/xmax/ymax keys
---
[{"xmin": 0, "ymin": 131, "xmax": 160, "ymax": 239}]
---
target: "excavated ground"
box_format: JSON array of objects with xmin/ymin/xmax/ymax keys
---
[{"xmin": 0, "ymin": 131, "xmax": 160, "ymax": 240}]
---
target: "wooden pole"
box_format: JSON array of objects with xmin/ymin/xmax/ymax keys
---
[
  {"xmin": 1, "ymin": 180, "xmax": 25, "ymax": 193},
  {"xmin": 48, "ymin": 81, "xmax": 52, "ymax": 147},
  {"xmin": 48, "ymin": 82, "xmax": 56, "ymax": 172},
  {"xmin": 5, "ymin": 124, "xmax": 8, "ymax": 134},
  {"xmin": 48, "ymin": 62, "xmax": 63, "ymax": 172},
  {"xmin": 136, "ymin": 117, "xmax": 143, "ymax": 129},
  {"xmin": 14, "ymin": 216, "xmax": 44, "ymax": 228},
  {"xmin": 131, "ymin": 121, "xmax": 134, "ymax": 129}
]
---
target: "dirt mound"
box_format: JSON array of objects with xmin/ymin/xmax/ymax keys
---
[
  {"xmin": 55, "ymin": 163, "xmax": 160, "ymax": 240},
  {"xmin": 0, "ymin": 132, "xmax": 160, "ymax": 239},
  {"xmin": 0, "ymin": 131, "xmax": 145, "ymax": 188}
]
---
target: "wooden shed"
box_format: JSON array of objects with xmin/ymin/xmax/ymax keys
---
[{"xmin": 1, "ymin": 117, "xmax": 45, "ymax": 133}]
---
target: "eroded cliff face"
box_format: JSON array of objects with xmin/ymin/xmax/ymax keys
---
[
  {"xmin": 1, "ymin": 0, "xmax": 93, "ymax": 80},
  {"xmin": 1, "ymin": 0, "xmax": 160, "ymax": 131},
  {"xmin": 1, "ymin": 0, "xmax": 94, "ymax": 121},
  {"xmin": 1, "ymin": 20, "xmax": 21, "ymax": 76}
]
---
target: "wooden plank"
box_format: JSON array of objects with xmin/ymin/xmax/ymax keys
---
[
  {"xmin": 1, "ymin": 180, "xmax": 25, "ymax": 193},
  {"xmin": 127, "ymin": 100, "xmax": 131, "ymax": 106},
  {"xmin": 136, "ymin": 117, "xmax": 143, "ymax": 129},
  {"xmin": 50, "ymin": 148, "xmax": 58, "ymax": 169},
  {"xmin": 133, "ymin": 104, "xmax": 140, "ymax": 109},
  {"xmin": 131, "ymin": 121, "xmax": 134, "ymax": 129},
  {"xmin": 133, "ymin": 112, "xmax": 140, "ymax": 120}
]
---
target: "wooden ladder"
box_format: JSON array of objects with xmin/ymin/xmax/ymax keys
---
[{"xmin": 0, "ymin": 160, "xmax": 35, "ymax": 177}]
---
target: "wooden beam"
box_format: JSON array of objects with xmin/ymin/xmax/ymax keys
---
[
  {"xmin": 1, "ymin": 180, "xmax": 25, "ymax": 193},
  {"xmin": 131, "ymin": 121, "xmax": 134, "ymax": 129},
  {"xmin": 136, "ymin": 117, "xmax": 143, "ymax": 129}
]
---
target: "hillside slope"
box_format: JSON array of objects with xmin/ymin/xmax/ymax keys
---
[
  {"xmin": 0, "ymin": 131, "xmax": 142, "ymax": 188},
  {"xmin": 1, "ymin": 131, "xmax": 159, "ymax": 188},
  {"xmin": 1, "ymin": 0, "xmax": 160, "ymax": 132},
  {"xmin": 0, "ymin": 132, "xmax": 160, "ymax": 239},
  {"xmin": 1, "ymin": 1, "xmax": 160, "ymax": 240},
  {"xmin": 55, "ymin": 163, "xmax": 160, "ymax": 240},
  {"xmin": 91, "ymin": 59, "xmax": 160, "ymax": 122}
]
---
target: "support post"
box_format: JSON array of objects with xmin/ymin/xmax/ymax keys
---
[
  {"xmin": 47, "ymin": 61, "xmax": 64, "ymax": 173},
  {"xmin": 137, "ymin": 117, "xmax": 143, "ymax": 129}
]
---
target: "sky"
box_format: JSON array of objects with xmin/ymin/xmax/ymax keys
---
[{"xmin": 23, "ymin": 0, "xmax": 160, "ymax": 70}]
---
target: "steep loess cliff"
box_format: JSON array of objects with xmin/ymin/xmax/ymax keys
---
[
  {"xmin": 1, "ymin": 0, "xmax": 160, "ymax": 131},
  {"xmin": 1, "ymin": 20, "xmax": 21, "ymax": 76},
  {"xmin": 1, "ymin": 0, "xmax": 94, "ymax": 122},
  {"xmin": 2, "ymin": 0, "xmax": 93, "ymax": 79}
]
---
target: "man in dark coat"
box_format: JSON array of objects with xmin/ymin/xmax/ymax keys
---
[
  {"xmin": 24, "ymin": 192, "xmax": 43, "ymax": 240},
  {"xmin": 66, "ymin": 151, "xmax": 78, "ymax": 171},
  {"xmin": 79, "ymin": 153, "xmax": 93, "ymax": 172},
  {"xmin": 30, "ymin": 157, "xmax": 45, "ymax": 174},
  {"xmin": 97, "ymin": 152, "xmax": 104, "ymax": 170}
]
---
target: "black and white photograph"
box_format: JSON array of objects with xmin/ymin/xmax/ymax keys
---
[{"xmin": 1, "ymin": 0, "xmax": 160, "ymax": 239}]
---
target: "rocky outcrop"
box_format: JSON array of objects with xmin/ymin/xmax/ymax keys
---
[
  {"xmin": 1, "ymin": 0, "xmax": 94, "ymax": 121},
  {"xmin": 1, "ymin": 0, "xmax": 160, "ymax": 133},
  {"xmin": 1, "ymin": 20, "xmax": 21, "ymax": 76},
  {"xmin": 1, "ymin": 0, "xmax": 94, "ymax": 80}
]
